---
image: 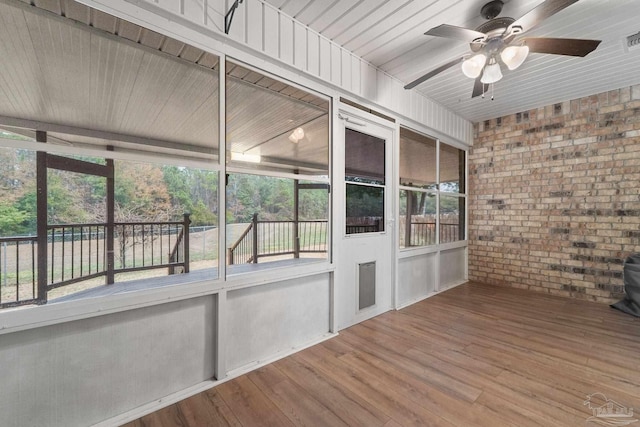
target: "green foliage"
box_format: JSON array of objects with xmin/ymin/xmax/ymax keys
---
[
  {"xmin": 226, "ymin": 174, "xmax": 328, "ymax": 223},
  {"xmin": 0, "ymin": 201, "xmax": 29, "ymax": 236},
  {"xmin": 440, "ymin": 195, "xmax": 462, "ymax": 213},
  {"xmin": 14, "ymin": 190, "xmax": 37, "ymax": 234},
  {"xmin": 163, "ymin": 166, "xmax": 218, "ymax": 225},
  {"xmin": 0, "ymin": 147, "xmax": 330, "ymax": 237},
  {"xmin": 47, "ymin": 171, "xmax": 91, "ymax": 224},
  {"xmin": 345, "ymin": 184, "xmax": 384, "ymax": 218}
]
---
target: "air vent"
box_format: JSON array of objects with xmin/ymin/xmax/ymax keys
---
[
  {"xmin": 625, "ymin": 31, "xmax": 640, "ymax": 52},
  {"xmin": 358, "ymin": 262, "xmax": 376, "ymax": 310}
]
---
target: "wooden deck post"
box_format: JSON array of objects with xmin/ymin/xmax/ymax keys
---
[
  {"xmin": 459, "ymin": 150, "xmax": 466, "ymax": 241},
  {"xmin": 404, "ymin": 191, "xmax": 413, "ymax": 247},
  {"xmin": 293, "ymin": 179, "xmax": 300, "ymax": 258},
  {"xmin": 252, "ymin": 213, "xmax": 258, "ymax": 263},
  {"xmin": 106, "ymin": 148, "xmax": 115, "ymax": 284},
  {"xmin": 183, "ymin": 213, "xmax": 191, "ymax": 273},
  {"xmin": 36, "ymin": 131, "xmax": 47, "ymax": 304},
  {"xmin": 227, "ymin": 247, "xmax": 234, "ymax": 265}
]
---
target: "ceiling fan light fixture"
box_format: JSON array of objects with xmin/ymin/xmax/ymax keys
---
[
  {"xmin": 501, "ymin": 45, "xmax": 529, "ymax": 70},
  {"xmin": 481, "ymin": 61, "xmax": 502, "ymax": 84},
  {"xmin": 461, "ymin": 54, "xmax": 487, "ymax": 78},
  {"xmin": 288, "ymin": 127, "xmax": 305, "ymax": 143}
]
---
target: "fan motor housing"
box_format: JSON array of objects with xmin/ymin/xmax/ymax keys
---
[
  {"xmin": 480, "ymin": 0, "xmax": 504, "ymax": 20},
  {"xmin": 475, "ymin": 16, "xmax": 515, "ymax": 35},
  {"xmin": 471, "ymin": 17, "xmax": 516, "ymax": 52}
]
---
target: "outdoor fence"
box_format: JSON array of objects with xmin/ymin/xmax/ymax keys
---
[
  {"xmin": 399, "ymin": 213, "xmax": 463, "ymax": 247},
  {"xmin": 0, "ymin": 214, "xmax": 191, "ymax": 308},
  {"xmin": 345, "ymin": 216, "xmax": 384, "ymax": 234},
  {"xmin": 228, "ymin": 214, "xmax": 328, "ymax": 265}
]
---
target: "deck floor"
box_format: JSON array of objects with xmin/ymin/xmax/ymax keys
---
[
  {"xmin": 52, "ymin": 257, "xmax": 323, "ymax": 303},
  {"xmin": 123, "ymin": 282, "xmax": 640, "ymax": 427}
]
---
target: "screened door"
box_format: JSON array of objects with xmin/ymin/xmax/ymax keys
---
[{"xmin": 335, "ymin": 108, "xmax": 394, "ymax": 329}]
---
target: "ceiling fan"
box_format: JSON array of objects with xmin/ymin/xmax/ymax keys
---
[{"xmin": 404, "ymin": 0, "xmax": 601, "ymax": 98}]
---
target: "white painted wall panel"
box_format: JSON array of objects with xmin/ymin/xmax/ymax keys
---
[
  {"xmin": 154, "ymin": 0, "xmax": 179, "ymax": 15},
  {"xmin": 293, "ymin": 22, "xmax": 307, "ymax": 69},
  {"xmin": 361, "ymin": 62, "xmax": 377, "ymax": 100},
  {"xmin": 183, "ymin": 0, "xmax": 205, "ymax": 25},
  {"xmin": 341, "ymin": 50, "xmax": 351, "ymax": 92},
  {"xmin": 331, "ymin": 43, "xmax": 341, "ymax": 86},
  {"xmin": 351, "ymin": 55, "xmax": 361, "ymax": 95},
  {"xmin": 440, "ymin": 247, "xmax": 467, "ymax": 289},
  {"xmin": 263, "ymin": 6, "xmax": 279, "ymax": 58},
  {"xmin": 398, "ymin": 252, "xmax": 437, "ymax": 307},
  {"xmin": 279, "ymin": 14, "xmax": 294, "ymax": 63},
  {"xmin": 410, "ymin": 91, "xmax": 421, "ymax": 121},
  {"xmin": 246, "ymin": 0, "xmax": 263, "ymax": 51},
  {"xmin": 319, "ymin": 37, "xmax": 331, "ymax": 81},
  {"xmin": 0, "ymin": 296, "xmax": 216, "ymax": 427},
  {"xmin": 226, "ymin": 274, "xmax": 330, "ymax": 372},
  {"xmin": 390, "ymin": 79, "xmax": 402, "ymax": 114},
  {"xmin": 307, "ymin": 32, "xmax": 320, "ymax": 76},
  {"xmin": 376, "ymin": 71, "xmax": 392, "ymax": 109},
  {"xmin": 205, "ymin": 0, "xmax": 225, "ymax": 32}
]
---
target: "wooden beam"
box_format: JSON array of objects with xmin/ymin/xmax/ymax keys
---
[
  {"xmin": 46, "ymin": 154, "xmax": 111, "ymax": 177},
  {"xmin": 35, "ymin": 132, "xmax": 47, "ymax": 304}
]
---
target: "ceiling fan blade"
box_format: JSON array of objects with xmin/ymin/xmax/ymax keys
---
[
  {"xmin": 509, "ymin": 0, "xmax": 579, "ymax": 34},
  {"xmin": 426, "ymin": 24, "xmax": 486, "ymax": 42},
  {"xmin": 524, "ymin": 37, "xmax": 601, "ymax": 56},
  {"xmin": 471, "ymin": 77, "xmax": 484, "ymax": 98},
  {"xmin": 404, "ymin": 57, "xmax": 465, "ymax": 90}
]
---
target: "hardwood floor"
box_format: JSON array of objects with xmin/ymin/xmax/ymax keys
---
[{"xmin": 124, "ymin": 282, "xmax": 640, "ymax": 426}]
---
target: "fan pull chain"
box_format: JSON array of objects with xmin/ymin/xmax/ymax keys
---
[{"xmin": 491, "ymin": 83, "xmax": 494, "ymax": 101}]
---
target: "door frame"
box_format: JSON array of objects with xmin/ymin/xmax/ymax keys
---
[{"xmin": 332, "ymin": 102, "xmax": 397, "ymax": 330}]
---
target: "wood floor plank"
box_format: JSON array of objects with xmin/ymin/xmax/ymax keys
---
[
  {"xmin": 126, "ymin": 282, "xmax": 640, "ymax": 427},
  {"xmin": 339, "ymin": 328, "xmax": 484, "ymax": 404},
  {"xmin": 275, "ymin": 354, "xmax": 389, "ymax": 426},
  {"xmin": 191, "ymin": 389, "xmax": 242, "ymax": 427},
  {"xmin": 296, "ymin": 350, "xmax": 458, "ymax": 427},
  {"xmin": 216, "ymin": 375, "xmax": 295, "ymax": 427},
  {"xmin": 248, "ymin": 364, "xmax": 350, "ymax": 427},
  {"xmin": 174, "ymin": 392, "xmax": 240, "ymax": 427}
]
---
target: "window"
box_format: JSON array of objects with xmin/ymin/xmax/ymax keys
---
[
  {"xmin": 399, "ymin": 128, "xmax": 437, "ymax": 190},
  {"xmin": 440, "ymin": 195, "xmax": 465, "ymax": 243},
  {"xmin": 399, "ymin": 128, "xmax": 436, "ymax": 248},
  {"xmin": 0, "ymin": 143, "xmax": 220, "ymax": 306},
  {"xmin": 345, "ymin": 129, "xmax": 385, "ymax": 234},
  {"xmin": 226, "ymin": 62, "xmax": 329, "ymax": 176},
  {"xmin": 0, "ymin": 1, "xmax": 220, "ymax": 308},
  {"xmin": 440, "ymin": 143, "xmax": 466, "ymax": 193},
  {"xmin": 400, "ymin": 190, "xmax": 437, "ymax": 247},
  {"xmin": 225, "ymin": 62, "xmax": 330, "ymax": 274},
  {"xmin": 226, "ymin": 174, "xmax": 328, "ymax": 269},
  {"xmin": 439, "ymin": 144, "xmax": 466, "ymax": 243},
  {"xmin": 399, "ymin": 128, "xmax": 466, "ymax": 248}
]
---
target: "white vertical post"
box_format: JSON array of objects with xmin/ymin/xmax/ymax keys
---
[{"xmin": 216, "ymin": 54, "xmax": 227, "ymax": 380}]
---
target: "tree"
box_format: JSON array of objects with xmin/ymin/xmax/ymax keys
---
[
  {"xmin": 0, "ymin": 201, "xmax": 29, "ymax": 236},
  {"xmin": 162, "ymin": 166, "xmax": 218, "ymax": 226}
]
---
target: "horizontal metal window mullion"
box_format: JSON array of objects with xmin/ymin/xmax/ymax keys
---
[
  {"xmin": 399, "ymin": 186, "xmax": 437, "ymax": 194},
  {"xmin": 346, "ymin": 181, "xmax": 385, "ymax": 189}
]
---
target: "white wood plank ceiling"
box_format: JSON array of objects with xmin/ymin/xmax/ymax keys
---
[{"xmin": 264, "ymin": 0, "xmax": 640, "ymax": 122}]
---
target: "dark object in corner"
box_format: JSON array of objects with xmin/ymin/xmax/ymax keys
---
[{"xmin": 611, "ymin": 253, "xmax": 640, "ymax": 317}]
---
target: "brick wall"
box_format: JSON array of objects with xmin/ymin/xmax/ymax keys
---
[{"xmin": 469, "ymin": 86, "xmax": 640, "ymax": 303}]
